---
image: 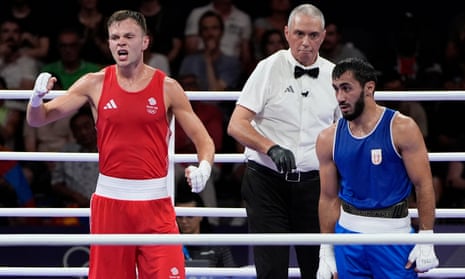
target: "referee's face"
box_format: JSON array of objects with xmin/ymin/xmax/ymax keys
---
[{"xmin": 285, "ymin": 13, "xmax": 325, "ymax": 66}]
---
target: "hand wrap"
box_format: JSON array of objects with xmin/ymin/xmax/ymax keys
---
[
  {"xmin": 317, "ymin": 244, "xmax": 337, "ymax": 279},
  {"xmin": 187, "ymin": 160, "xmax": 212, "ymax": 193},
  {"xmin": 266, "ymin": 144, "xmax": 296, "ymax": 173},
  {"xmin": 30, "ymin": 72, "xmax": 52, "ymax": 107}
]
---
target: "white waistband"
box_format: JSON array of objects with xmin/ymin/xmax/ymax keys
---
[
  {"xmin": 95, "ymin": 173, "xmax": 169, "ymax": 201},
  {"xmin": 339, "ymin": 206, "xmax": 411, "ymax": 233}
]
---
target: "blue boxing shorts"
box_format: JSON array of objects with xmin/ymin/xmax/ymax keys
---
[{"xmin": 333, "ymin": 222, "xmax": 418, "ymax": 279}]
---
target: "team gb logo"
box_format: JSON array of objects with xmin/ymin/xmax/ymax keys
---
[{"xmin": 146, "ymin": 97, "xmax": 158, "ymax": 114}]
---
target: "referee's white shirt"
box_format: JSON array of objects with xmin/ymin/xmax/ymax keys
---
[{"xmin": 237, "ymin": 49, "xmax": 341, "ymax": 172}]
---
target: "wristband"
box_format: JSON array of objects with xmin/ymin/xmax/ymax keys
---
[{"xmin": 29, "ymin": 94, "xmax": 43, "ymax": 107}]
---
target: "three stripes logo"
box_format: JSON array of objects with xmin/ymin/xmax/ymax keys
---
[
  {"xmin": 284, "ymin": 86, "xmax": 294, "ymax": 93},
  {"xmin": 103, "ymin": 99, "xmax": 117, "ymax": 110}
]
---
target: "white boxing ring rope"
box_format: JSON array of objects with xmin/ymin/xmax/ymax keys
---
[
  {"xmin": 1, "ymin": 90, "xmax": 465, "ymax": 278},
  {"xmin": 1, "ymin": 151, "xmax": 465, "ymax": 162},
  {"xmin": 0, "ymin": 267, "xmax": 463, "ymax": 278},
  {"xmin": 0, "ymin": 207, "xmax": 465, "ymax": 219},
  {"xmin": 2, "ymin": 90, "xmax": 465, "ymax": 101}
]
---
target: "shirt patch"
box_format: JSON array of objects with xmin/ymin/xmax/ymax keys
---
[
  {"xmin": 371, "ymin": 149, "xmax": 382, "ymax": 165},
  {"xmin": 169, "ymin": 266, "xmax": 181, "ymax": 278},
  {"xmin": 103, "ymin": 99, "xmax": 117, "ymax": 110},
  {"xmin": 284, "ymin": 85, "xmax": 295, "ymax": 93},
  {"xmin": 146, "ymin": 97, "xmax": 159, "ymax": 114}
]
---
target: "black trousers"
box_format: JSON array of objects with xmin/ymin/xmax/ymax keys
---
[{"xmin": 242, "ymin": 161, "xmax": 320, "ymax": 279}]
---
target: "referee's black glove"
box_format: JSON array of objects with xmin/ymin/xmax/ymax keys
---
[{"xmin": 267, "ymin": 145, "xmax": 296, "ymax": 173}]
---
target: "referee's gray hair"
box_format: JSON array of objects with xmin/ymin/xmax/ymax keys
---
[{"xmin": 287, "ymin": 4, "xmax": 325, "ymax": 29}]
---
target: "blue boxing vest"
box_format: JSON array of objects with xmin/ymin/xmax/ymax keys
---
[{"xmin": 334, "ymin": 108, "xmax": 412, "ymax": 209}]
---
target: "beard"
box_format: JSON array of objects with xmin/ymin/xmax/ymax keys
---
[{"xmin": 342, "ymin": 89, "xmax": 365, "ymax": 121}]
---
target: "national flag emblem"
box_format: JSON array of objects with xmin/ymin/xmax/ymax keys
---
[{"xmin": 371, "ymin": 149, "xmax": 382, "ymax": 165}]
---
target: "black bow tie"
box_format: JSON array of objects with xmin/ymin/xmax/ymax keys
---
[{"xmin": 294, "ymin": 66, "xmax": 319, "ymax": 79}]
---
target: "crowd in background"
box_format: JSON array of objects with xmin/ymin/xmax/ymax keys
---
[{"xmin": 0, "ymin": 0, "xmax": 465, "ymax": 231}]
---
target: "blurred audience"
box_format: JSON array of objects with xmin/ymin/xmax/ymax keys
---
[
  {"xmin": 0, "ymin": 16, "xmax": 40, "ymax": 159},
  {"xmin": 0, "ymin": 16, "xmax": 40, "ymax": 103},
  {"xmin": 379, "ymin": 70, "xmax": 428, "ymax": 139},
  {"xmin": 180, "ymin": 10, "xmax": 242, "ymax": 92},
  {"xmin": 184, "ymin": 0, "xmax": 253, "ymax": 74},
  {"xmin": 175, "ymin": 74, "xmax": 224, "ymax": 223},
  {"xmin": 22, "ymin": 77, "xmax": 75, "ymax": 206},
  {"xmin": 0, "ymin": 76, "xmax": 24, "ymax": 151},
  {"xmin": 175, "ymin": 183, "xmax": 237, "ymax": 269},
  {"xmin": 0, "ymin": 144, "xmax": 36, "ymax": 227},
  {"xmin": 144, "ymin": 32, "xmax": 171, "ymax": 76},
  {"xmin": 443, "ymin": 150, "xmax": 465, "ymax": 209},
  {"xmin": 137, "ymin": 0, "xmax": 183, "ymax": 75},
  {"xmin": 441, "ymin": 12, "xmax": 465, "ymax": 87},
  {"xmin": 51, "ymin": 106, "xmax": 98, "ymax": 208},
  {"xmin": 1, "ymin": 0, "xmax": 51, "ymax": 62},
  {"xmin": 62, "ymin": 0, "xmax": 112, "ymax": 66},
  {"xmin": 320, "ymin": 20, "xmax": 367, "ymax": 63},
  {"xmin": 0, "ymin": 144, "xmax": 34, "ymax": 207},
  {"xmin": 252, "ymin": 0, "xmax": 290, "ymax": 60},
  {"xmin": 41, "ymin": 27, "xmax": 101, "ymax": 89},
  {"xmin": 258, "ymin": 28, "xmax": 287, "ymax": 60}
]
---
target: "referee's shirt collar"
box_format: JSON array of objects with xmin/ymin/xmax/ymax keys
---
[{"xmin": 285, "ymin": 49, "xmax": 320, "ymax": 70}]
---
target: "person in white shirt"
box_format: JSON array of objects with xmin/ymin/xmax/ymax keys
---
[
  {"xmin": 184, "ymin": 0, "xmax": 252, "ymax": 72},
  {"xmin": 227, "ymin": 4, "xmax": 340, "ymax": 279}
]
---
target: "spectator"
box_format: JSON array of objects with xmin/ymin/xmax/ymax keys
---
[
  {"xmin": 443, "ymin": 162, "xmax": 465, "ymax": 209},
  {"xmin": 175, "ymin": 182, "xmax": 237, "ymax": 270},
  {"xmin": 0, "ymin": 144, "xmax": 36, "ymax": 227},
  {"xmin": 0, "ymin": 78, "xmax": 35, "ymax": 220},
  {"xmin": 1, "ymin": 0, "xmax": 51, "ymax": 62},
  {"xmin": 319, "ymin": 20, "xmax": 367, "ymax": 63},
  {"xmin": 22, "ymin": 77, "xmax": 75, "ymax": 206},
  {"xmin": 41, "ymin": 27, "xmax": 101, "ymax": 89},
  {"xmin": 23, "ymin": 107, "xmax": 74, "ymax": 154},
  {"xmin": 381, "ymin": 11, "xmax": 442, "ymax": 89},
  {"xmin": 441, "ymin": 12, "xmax": 465, "ymax": 86},
  {"xmin": 137, "ymin": 0, "xmax": 183, "ymax": 75},
  {"xmin": 143, "ymin": 32, "xmax": 171, "ymax": 76},
  {"xmin": 0, "ymin": 16, "xmax": 40, "ymax": 112},
  {"xmin": 0, "ymin": 145, "xmax": 34, "ymax": 208},
  {"xmin": 443, "ymin": 140, "xmax": 465, "ymax": 210},
  {"xmin": 179, "ymin": 10, "xmax": 242, "ymax": 140},
  {"xmin": 430, "ymin": 73, "xmax": 465, "ymax": 210},
  {"xmin": 379, "ymin": 70, "xmax": 428, "ymax": 139},
  {"xmin": 252, "ymin": 0, "xmax": 291, "ymax": 60},
  {"xmin": 259, "ymin": 28, "xmax": 287, "ymax": 59},
  {"xmin": 180, "ymin": 11, "xmax": 242, "ymax": 92},
  {"xmin": 184, "ymin": 0, "xmax": 253, "ymax": 73},
  {"xmin": 51, "ymin": 106, "xmax": 98, "ymax": 208},
  {"xmin": 175, "ymin": 73, "xmax": 224, "ymax": 223},
  {"xmin": 62, "ymin": 0, "xmax": 113, "ymax": 66},
  {"xmin": 0, "ymin": 16, "xmax": 39, "ymax": 89},
  {"xmin": 0, "ymin": 76, "xmax": 24, "ymax": 151}
]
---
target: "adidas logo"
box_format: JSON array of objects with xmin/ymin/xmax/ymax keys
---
[
  {"xmin": 284, "ymin": 86, "xmax": 294, "ymax": 93},
  {"xmin": 103, "ymin": 99, "xmax": 117, "ymax": 110}
]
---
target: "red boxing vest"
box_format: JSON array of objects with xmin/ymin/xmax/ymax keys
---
[{"xmin": 97, "ymin": 66, "xmax": 170, "ymax": 179}]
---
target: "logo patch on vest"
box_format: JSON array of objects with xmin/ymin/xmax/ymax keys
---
[
  {"xmin": 146, "ymin": 97, "xmax": 159, "ymax": 114},
  {"xmin": 371, "ymin": 149, "xmax": 382, "ymax": 165}
]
